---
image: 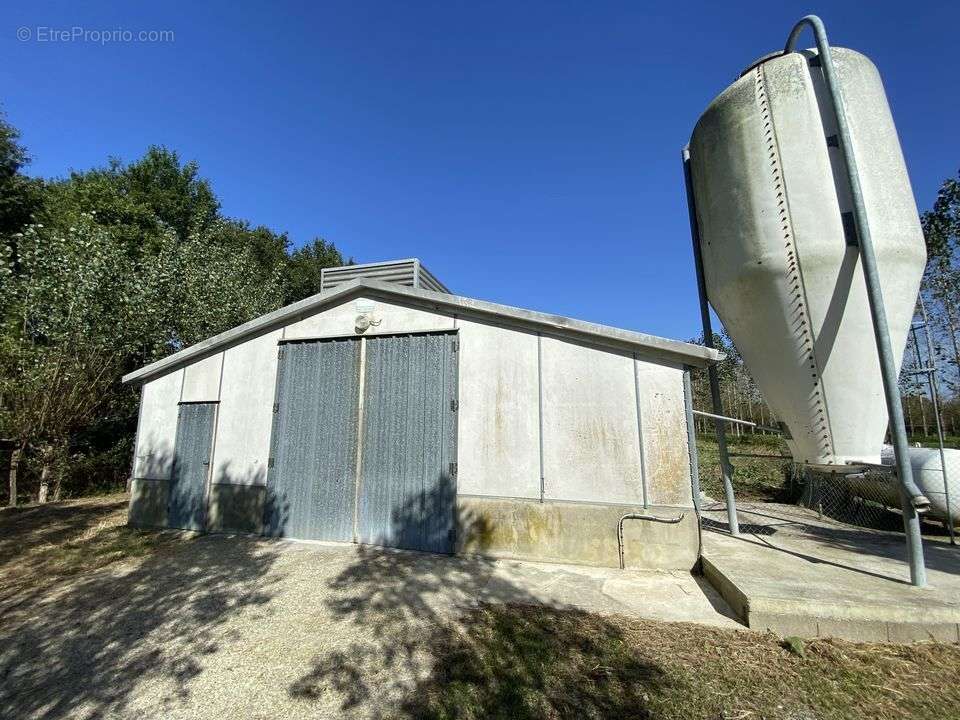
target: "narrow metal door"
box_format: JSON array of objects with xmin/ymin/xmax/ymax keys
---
[
  {"xmin": 168, "ymin": 402, "xmax": 217, "ymax": 531},
  {"xmin": 357, "ymin": 332, "xmax": 458, "ymax": 553},
  {"xmin": 263, "ymin": 338, "xmax": 361, "ymax": 540}
]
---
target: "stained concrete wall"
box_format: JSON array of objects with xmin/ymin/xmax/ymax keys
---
[
  {"xmin": 637, "ymin": 362, "xmax": 692, "ymax": 506},
  {"xmin": 540, "ymin": 337, "xmax": 644, "ymax": 504},
  {"xmin": 456, "ymin": 318, "xmax": 540, "ymax": 499},
  {"xmin": 210, "ymin": 329, "xmax": 282, "ymax": 488},
  {"xmin": 456, "ymin": 496, "xmax": 698, "ymax": 571},
  {"xmin": 128, "ymin": 294, "xmax": 696, "ymax": 560}
]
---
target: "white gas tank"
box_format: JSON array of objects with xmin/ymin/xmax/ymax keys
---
[
  {"xmin": 689, "ymin": 48, "xmax": 926, "ymax": 468},
  {"xmin": 879, "ymin": 446, "xmax": 960, "ymax": 525}
]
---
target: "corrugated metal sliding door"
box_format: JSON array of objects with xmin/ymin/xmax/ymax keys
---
[
  {"xmin": 357, "ymin": 332, "xmax": 459, "ymax": 554},
  {"xmin": 264, "ymin": 338, "xmax": 361, "ymax": 540},
  {"xmin": 168, "ymin": 402, "xmax": 217, "ymax": 531}
]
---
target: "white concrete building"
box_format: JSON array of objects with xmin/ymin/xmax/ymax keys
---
[{"xmin": 124, "ymin": 260, "xmax": 720, "ymax": 569}]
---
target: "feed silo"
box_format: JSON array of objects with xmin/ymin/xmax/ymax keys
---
[
  {"xmin": 688, "ymin": 46, "xmax": 926, "ymax": 469},
  {"xmin": 683, "ymin": 15, "xmax": 932, "ymax": 585}
]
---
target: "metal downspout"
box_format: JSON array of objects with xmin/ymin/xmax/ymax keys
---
[
  {"xmin": 682, "ymin": 367, "xmax": 702, "ymax": 513},
  {"xmin": 785, "ymin": 15, "xmax": 927, "ymax": 586},
  {"xmin": 537, "ymin": 332, "xmax": 545, "ymax": 503},
  {"xmin": 683, "ymin": 367, "xmax": 705, "ymax": 564},
  {"xmin": 633, "ymin": 353, "xmax": 649, "ymax": 508}
]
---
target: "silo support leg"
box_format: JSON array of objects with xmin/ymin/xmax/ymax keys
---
[
  {"xmin": 785, "ymin": 14, "xmax": 927, "ymax": 586},
  {"xmin": 681, "ymin": 146, "xmax": 740, "ymax": 537}
]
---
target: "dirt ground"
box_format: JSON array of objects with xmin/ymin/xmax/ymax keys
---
[{"xmin": 2, "ymin": 494, "xmax": 959, "ymax": 720}]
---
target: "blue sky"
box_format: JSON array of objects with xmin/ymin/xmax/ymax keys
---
[{"xmin": 3, "ymin": 1, "xmax": 957, "ymax": 341}]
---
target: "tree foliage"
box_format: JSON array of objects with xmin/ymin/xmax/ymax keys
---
[
  {"xmin": 0, "ymin": 113, "xmax": 349, "ymax": 503},
  {"xmin": 920, "ymin": 170, "xmax": 960, "ymax": 398},
  {"xmin": 287, "ymin": 237, "xmax": 350, "ymax": 304}
]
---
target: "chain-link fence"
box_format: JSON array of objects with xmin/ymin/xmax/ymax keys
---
[{"xmin": 795, "ymin": 467, "xmax": 910, "ymax": 532}]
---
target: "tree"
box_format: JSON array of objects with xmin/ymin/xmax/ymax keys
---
[
  {"xmin": 0, "ymin": 215, "xmax": 287, "ymax": 504},
  {"xmin": 0, "ymin": 111, "xmax": 45, "ymax": 262},
  {"xmin": 922, "ymin": 172, "xmax": 960, "ymax": 263},
  {"xmin": 921, "ymin": 171, "xmax": 960, "ymax": 395},
  {"xmin": 151, "ymin": 221, "xmax": 287, "ymax": 350},
  {"xmin": 214, "ymin": 219, "xmax": 290, "ymax": 285},
  {"xmin": 43, "ymin": 146, "xmax": 220, "ymax": 256},
  {"xmin": 0, "ymin": 115, "xmax": 351, "ymax": 504},
  {"xmin": 286, "ymin": 238, "xmax": 350, "ymax": 303},
  {"xmin": 0, "ymin": 218, "xmax": 142, "ymax": 503}
]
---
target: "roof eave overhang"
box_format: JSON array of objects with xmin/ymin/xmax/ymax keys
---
[{"xmin": 122, "ymin": 279, "xmax": 721, "ymax": 385}]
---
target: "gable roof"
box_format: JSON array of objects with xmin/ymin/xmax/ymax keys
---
[{"xmin": 122, "ymin": 278, "xmax": 721, "ymax": 384}]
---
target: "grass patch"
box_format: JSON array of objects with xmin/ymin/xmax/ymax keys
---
[
  {"xmin": 0, "ymin": 493, "xmax": 187, "ymax": 604},
  {"xmin": 696, "ymin": 431, "xmax": 960, "ymax": 504},
  {"xmin": 908, "ymin": 433, "xmax": 960, "ymax": 450},
  {"xmin": 404, "ymin": 604, "xmax": 960, "ymax": 720},
  {"xmin": 697, "ymin": 434, "xmax": 795, "ymax": 502}
]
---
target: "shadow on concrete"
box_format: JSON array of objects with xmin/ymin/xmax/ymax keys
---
[
  {"xmin": 0, "ymin": 494, "xmax": 287, "ymax": 719},
  {"xmin": 288, "ymin": 477, "xmax": 672, "ymax": 718},
  {"xmin": 705, "ymin": 504, "xmax": 960, "ymax": 582},
  {"xmin": 701, "ymin": 516, "xmax": 777, "ymax": 536}
]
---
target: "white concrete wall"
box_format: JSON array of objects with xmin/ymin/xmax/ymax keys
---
[
  {"xmin": 132, "ymin": 294, "xmax": 693, "ymax": 509},
  {"xmin": 456, "ymin": 318, "xmax": 540, "ymax": 499},
  {"xmin": 181, "ymin": 352, "xmax": 223, "ymax": 402},
  {"xmin": 540, "ymin": 337, "xmax": 645, "ymax": 504},
  {"xmin": 133, "ymin": 368, "xmax": 183, "ymax": 479},
  {"xmin": 210, "ymin": 329, "xmax": 282, "ymax": 486},
  {"xmin": 284, "ymin": 295, "xmax": 453, "ymax": 340},
  {"xmin": 637, "ymin": 362, "xmax": 692, "ymax": 506}
]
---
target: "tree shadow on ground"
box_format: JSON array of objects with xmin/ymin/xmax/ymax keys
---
[
  {"xmin": 288, "ymin": 477, "xmax": 672, "ymax": 719},
  {"xmin": 0, "ymin": 494, "xmax": 287, "ymax": 720}
]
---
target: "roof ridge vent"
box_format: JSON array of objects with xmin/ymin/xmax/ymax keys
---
[{"xmin": 320, "ymin": 258, "xmax": 450, "ymax": 294}]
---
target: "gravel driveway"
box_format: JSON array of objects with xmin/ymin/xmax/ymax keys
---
[{"xmin": 1, "ymin": 506, "xmax": 736, "ymax": 720}]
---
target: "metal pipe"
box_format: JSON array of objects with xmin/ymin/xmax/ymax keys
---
[
  {"xmin": 726, "ymin": 452, "xmax": 792, "ymax": 460},
  {"xmin": 682, "ymin": 146, "xmax": 740, "ymax": 536},
  {"xmin": 785, "ymin": 15, "xmax": 927, "ymax": 586},
  {"xmin": 618, "ymin": 512, "xmax": 685, "ymax": 569},
  {"xmin": 633, "ymin": 353, "xmax": 650, "ymax": 508},
  {"xmin": 692, "ymin": 409, "xmax": 783, "ymax": 434},
  {"xmin": 537, "ymin": 332, "xmax": 545, "ymax": 504},
  {"xmin": 682, "ymin": 368, "xmax": 702, "ymax": 512},
  {"xmin": 917, "ymin": 297, "xmax": 955, "ymax": 543}
]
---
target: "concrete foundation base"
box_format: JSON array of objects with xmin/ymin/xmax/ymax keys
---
[
  {"xmin": 207, "ymin": 484, "xmax": 266, "ymax": 535},
  {"xmin": 701, "ymin": 503, "xmax": 960, "ymax": 642},
  {"xmin": 456, "ymin": 496, "xmax": 698, "ymax": 571},
  {"xmin": 128, "ymin": 478, "xmax": 169, "ymax": 528},
  {"xmin": 127, "ymin": 485, "xmax": 700, "ymax": 572}
]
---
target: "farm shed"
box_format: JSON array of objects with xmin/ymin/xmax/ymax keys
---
[{"xmin": 123, "ymin": 259, "xmax": 720, "ymax": 570}]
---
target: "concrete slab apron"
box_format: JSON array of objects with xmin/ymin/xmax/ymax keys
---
[
  {"xmin": 700, "ymin": 504, "xmax": 960, "ymax": 642},
  {"xmin": 475, "ymin": 557, "xmax": 741, "ymax": 628},
  {"xmin": 267, "ymin": 538, "xmax": 741, "ymax": 629}
]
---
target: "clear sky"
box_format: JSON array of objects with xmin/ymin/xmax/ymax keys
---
[{"xmin": 3, "ymin": 1, "xmax": 957, "ymax": 341}]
